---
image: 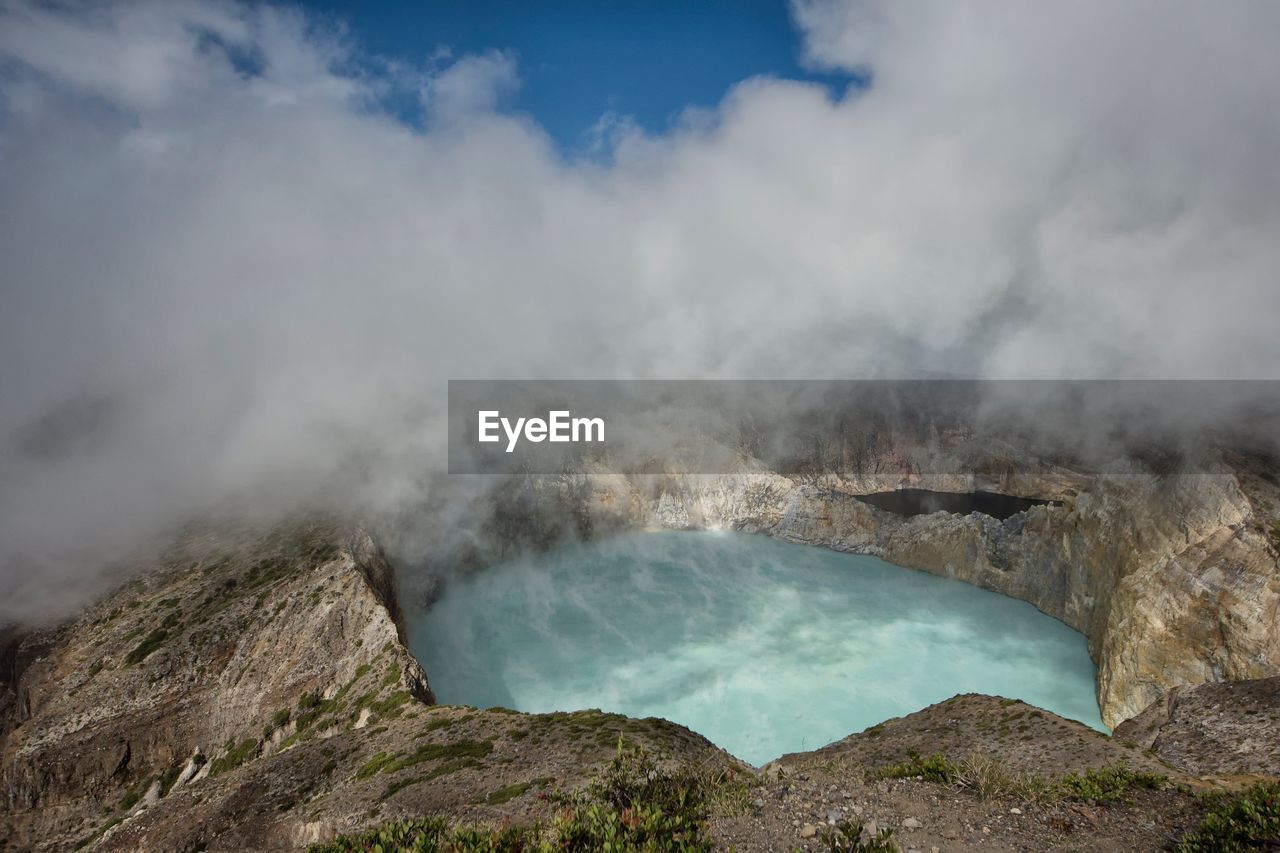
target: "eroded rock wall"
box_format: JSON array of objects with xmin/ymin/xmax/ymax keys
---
[
  {"xmin": 557, "ymin": 458, "xmax": 1279, "ymax": 727},
  {"xmin": 0, "ymin": 522, "xmax": 429, "ymax": 849}
]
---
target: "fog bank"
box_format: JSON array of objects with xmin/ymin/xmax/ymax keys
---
[{"xmin": 2, "ymin": 0, "xmax": 1279, "ymax": 620}]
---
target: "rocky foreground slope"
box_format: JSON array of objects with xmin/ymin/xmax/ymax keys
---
[
  {"xmin": 2, "ymin": 519, "xmax": 1278, "ymax": 851},
  {"xmin": 0, "ymin": 522, "xmax": 737, "ymax": 851}
]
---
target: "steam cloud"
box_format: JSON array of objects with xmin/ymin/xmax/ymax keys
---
[{"xmin": 2, "ymin": 0, "xmax": 1279, "ymax": 621}]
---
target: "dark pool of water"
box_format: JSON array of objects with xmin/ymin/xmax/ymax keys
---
[{"xmin": 854, "ymin": 488, "xmax": 1058, "ymax": 520}]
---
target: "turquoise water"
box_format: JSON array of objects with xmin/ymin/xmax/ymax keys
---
[{"xmin": 410, "ymin": 530, "xmax": 1105, "ymax": 765}]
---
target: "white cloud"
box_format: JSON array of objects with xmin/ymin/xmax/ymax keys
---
[
  {"xmin": 0, "ymin": 0, "xmax": 250, "ymax": 109},
  {"xmin": 1, "ymin": 0, "xmax": 1279, "ymax": 618},
  {"xmin": 421, "ymin": 49, "xmax": 519, "ymax": 122}
]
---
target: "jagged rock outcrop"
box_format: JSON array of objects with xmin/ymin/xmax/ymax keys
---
[
  {"xmin": 0, "ymin": 522, "xmax": 430, "ymax": 849},
  {"xmin": 1113, "ymin": 675, "xmax": 1280, "ymax": 779}
]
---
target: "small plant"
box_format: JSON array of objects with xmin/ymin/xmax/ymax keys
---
[
  {"xmin": 308, "ymin": 816, "xmax": 539, "ymax": 852},
  {"xmin": 554, "ymin": 800, "xmax": 704, "ymax": 851},
  {"xmin": 871, "ymin": 752, "xmax": 1164, "ymax": 808},
  {"xmin": 356, "ymin": 739, "xmax": 494, "ymax": 781},
  {"xmin": 123, "ymin": 609, "xmax": 182, "ymax": 665},
  {"xmin": 871, "ymin": 751, "xmax": 958, "ymax": 784},
  {"xmin": 117, "ymin": 778, "xmax": 150, "ymax": 811},
  {"xmin": 209, "ymin": 738, "xmax": 259, "ymax": 776},
  {"xmin": 1177, "ymin": 782, "xmax": 1280, "ymax": 852},
  {"xmin": 156, "ymin": 764, "xmax": 183, "ymax": 799},
  {"xmin": 557, "ymin": 738, "xmax": 711, "ymax": 850},
  {"xmin": 948, "ymin": 753, "xmax": 1061, "ymax": 803},
  {"xmin": 1058, "ymin": 763, "xmax": 1165, "ymax": 805},
  {"xmin": 950, "ymin": 753, "xmax": 1014, "ymax": 800},
  {"xmin": 487, "ymin": 782, "xmax": 534, "ymax": 804},
  {"xmin": 317, "ymin": 740, "xmax": 720, "ymax": 852},
  {"xmin": 821, "ymin": 818, "xmax": 899, "ymax": 852},
  {"xmin": 589, "ymin": 740, "xmax": 704, "ymax": 815}
]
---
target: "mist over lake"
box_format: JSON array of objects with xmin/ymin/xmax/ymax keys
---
[{"xmin": 412, "ymin": 530, "xmax": 1104, "ymax": 765}]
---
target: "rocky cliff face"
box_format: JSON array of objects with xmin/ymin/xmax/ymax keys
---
[
  {"xmin": 0, "ymin": 521, "xmax": 740, "ymax": 851},
  {"xmin": 0, "ymin": 522, "xmax": 428, "ymax": 849},
  {"xmin": 546, "ymin": 450, "xmax": 1280, "ymax": 727}
]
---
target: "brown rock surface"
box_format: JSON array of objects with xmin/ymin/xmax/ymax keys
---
[{"xmin": 1113, "ymin": 675, "xmax": 1280, "ymax": 780}]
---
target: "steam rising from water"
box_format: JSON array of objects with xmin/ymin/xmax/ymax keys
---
[
  {"xmin": 411, "ymin": 531, "xmax": 1104, "ymax": 765},
  {"xmin": 5, "ymin": 0, "xmax": 1280, "ymax": 621}
]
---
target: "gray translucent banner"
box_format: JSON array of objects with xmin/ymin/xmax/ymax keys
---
[{"xmin": 447, "ymin": 379, "xmax": 1280, "ymax": 475}]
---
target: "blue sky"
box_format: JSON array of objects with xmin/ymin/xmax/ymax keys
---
[{"xmin": 303, "ymin": 0, "xmax": 857, "ymax": 147}]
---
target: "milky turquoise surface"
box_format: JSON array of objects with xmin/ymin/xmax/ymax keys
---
[{"xmin": 410, "ymin": 530, "xmax": 1105, "ymax": 765}]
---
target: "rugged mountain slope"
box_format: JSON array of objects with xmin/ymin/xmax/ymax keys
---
[
  {"xmin": 1, "ymin": 522, "xmax": 422, "ymax": 848},
  {"xmin": 0, "ymin": 522, "xmax": 738, "ymax": 851},
  {"xmin": 2, "ymin": 517, "xmax": 1278, "ymax": 851}
]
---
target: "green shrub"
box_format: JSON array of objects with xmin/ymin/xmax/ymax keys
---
[
  {"xmin": 821, "ymin": 818, "xmax": 898, "ymax": 852},
  {"xmin": 210, "ymin": 738, "xmax": 259, "ymax": 776},
  {"xmin": 487, "ymin": 782, "xmax": 533, "ymax": 804},
  {"xmin": 871, "ymin": 751, "xmax": 959, "ymax": 785},
  {"xmin": 1177, "ymin": 782, "xmax": 1280, "ymax": 852},
  {"xmin": 554, "ymin": 740, "xmax": 712, "ymax": 850},
  {"xmin": 367, "ymin": 691, "xmax": 411, "ymax": 719},
  {"xmin": 554, "ymin": 800, "xmax": 707, "ymax": 852},
  {"xmin": 1058, "ymin": 763, "xmax": 1165, "ymax": 805},
  {"xmin": 124, "ymin": 628, "xmax": 169, "ymax": 665},
  {"xmin": 319, "ymin": 741, "xmax": 718, "ymax": 852},
  {"xmin": 124, "ymin": 610, "xmax": 184, "ymax": 665},
  {"xmin": 243, "ymin": 556, "xmax": 295, "ymax": 590},
  {"xmin": 356, "ymin": 740, "xmax": 494, "ymax": 780},
  {"xmin": 73, "ymin": 817, "xmax": 125, "ymax": 851},
  {"xmin": 309, "ymin": 815, "xmax": 540, "ymax": 851},
  {"xmin": 417, "ymin": 717, "xmax": 455, "ymax": 736},
  {"xmin": 157, "ymin": 764, "xmax": 183, "ymax": 799},
  {"xmin": 380, "ymin": 758, "xmax": 482, "ymax": 801},
  {"xmin": 117, "ymin": 778, "xmax": 150, "ymax": 811},
  {"xmin": 355, "ymin": 751, "xmax": 394, "ymax": 780},
  {"xmin": 870, "ymin": 752, "xmax": 1164, "ymax": 808},
  {"xmin": 308, "ymin": 816, "xmax": 540, "ymax": 852}
]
